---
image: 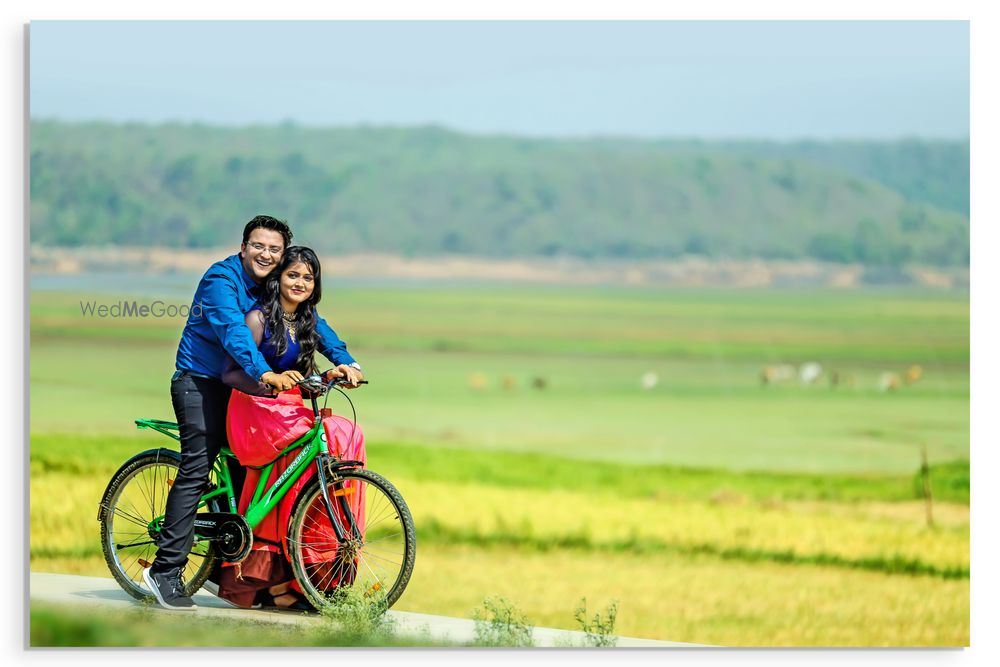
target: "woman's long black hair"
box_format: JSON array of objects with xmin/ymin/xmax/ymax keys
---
[{"xmin": 259, "ymin": 246, "xmax": 323, "ymax": 375}]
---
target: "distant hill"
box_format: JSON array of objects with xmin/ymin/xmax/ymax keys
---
[
  {"xmin": 29, "ymin": 121, "xmax": 969, "ymax": 266},
  {"xmin": 692, "ymin": 139, "xmax": 969, "ymax": 217}
]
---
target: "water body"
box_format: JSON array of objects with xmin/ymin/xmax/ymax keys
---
[{"xmin": 30, "ymin": 271, "xmax": 203, "ymax": 299}]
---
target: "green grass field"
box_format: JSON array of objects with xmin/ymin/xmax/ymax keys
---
[
  {"xmin": 32, "ymin": 285, "xmax": 969, "ymax": 472},
  {"xmin": 28, "ymin": 281, "xmax": 970, "ymax": 646}
]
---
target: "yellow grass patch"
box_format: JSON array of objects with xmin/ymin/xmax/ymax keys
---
[
  {"xmin": 394, "ymin": 544, "xmax": 969, "ymax": 646},
  {"xmin": 394, "ymin": 477, "xmax": 969, "ymax": 572},
  {"xmin": 30, "ymin": 463, "xmax": 969, "ymax": 646}
]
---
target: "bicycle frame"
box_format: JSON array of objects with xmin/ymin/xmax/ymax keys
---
[{"xmin": 135, "ymin": 411, "xmax": 361, "ymax": 544}]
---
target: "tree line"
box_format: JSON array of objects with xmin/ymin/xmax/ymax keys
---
[{"xmin": 29, "ymin": 121, "xmax": 969, "ymax": 266}]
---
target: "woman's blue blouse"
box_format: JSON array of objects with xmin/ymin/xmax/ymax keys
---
[{"xmin": 259, "ymin": 312, "xmax": 301, "ymax": 373}]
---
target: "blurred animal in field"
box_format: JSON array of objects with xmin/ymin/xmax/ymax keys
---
[
  {"xmin": 467, "ymin": 372, "xmax": 488, "ymax": 390},
  {"xmin": 760, "ymin": 364, "xmax": 795, "ymax": 386},
  {"xmin": 501, "ymin": 375, "xmax": 516, "ymax": 391},
  {"xmin": 878, "ymin": 371, "xmax": 901, "ymax": 392},
  {"xmin": 531, "ymin": 376, "xmax": 548, "ymax": 390},
  {"xmin": 640, "ymin": 371, "xmax": 659, "ymax": 390},
  {"xmin": 905, "ymin": 364, "xmax": 924, "ymax": 385},
  {"xmin": 799, "ymin": 362, "xmax": 823, "ymax": 385}
]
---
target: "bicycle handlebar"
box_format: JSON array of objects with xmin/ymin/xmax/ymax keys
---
[{"xmin": 296, "ymin": 374, "xmax": 368, "ymax": 394}]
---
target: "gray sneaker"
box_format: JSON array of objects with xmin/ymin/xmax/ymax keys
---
[{"xmin": 143, "ymin": 567, "xmax": 197, "ymax": 611}]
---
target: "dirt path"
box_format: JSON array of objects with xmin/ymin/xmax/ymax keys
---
[
  {"xmin": 29, "ymin": 571, "xmax": 701, "ymax": 647},
  {"xmin": 29, "ymin": 245, "xmax": 970, "ymax": 289}
]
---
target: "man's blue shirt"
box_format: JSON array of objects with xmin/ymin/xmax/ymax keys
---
[{"xmin": 175, "ymin": 254, "xmax": 356, "ymax": 380}]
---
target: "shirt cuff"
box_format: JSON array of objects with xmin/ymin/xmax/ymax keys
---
[{"xmin": 253, "ymin": 361, "xmax": 273, "ymax": 381}]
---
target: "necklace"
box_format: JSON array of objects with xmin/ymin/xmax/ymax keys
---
[{"xmin": 281, "ymin": 311, "xmax": 297, "ymax": 343}]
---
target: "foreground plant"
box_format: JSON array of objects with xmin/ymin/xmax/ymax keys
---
[
  {"xmin": 471, "ymin": 595, "xmax": 535, "ymax": 647},
  {"xmin": 574, "ymin": 597, "xmax": 619, "ymax": 647},
  {"xmin": 317, "ymin": 586, "xmax": 396, "ymax": 645}
]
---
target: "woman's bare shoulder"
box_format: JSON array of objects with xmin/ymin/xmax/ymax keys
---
[
  {"xmin": 245, "ymin": 308, "xmax": 266, "ymax": 344},
  {"xmin": 245, "ymin": 308, "xmax": 266, "ymax": 326}
]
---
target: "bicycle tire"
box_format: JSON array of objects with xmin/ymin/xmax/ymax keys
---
[
  {"xmin": 287, "ymin": 467, "xmax": 416, "ymax": 610},
  {"xmin": 98, "ymin": 450, "xmax": 219, "ymax": 602}
]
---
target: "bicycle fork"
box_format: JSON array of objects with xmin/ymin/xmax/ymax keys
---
[{"xmin": 315, "ymin": 454, "xmax": 362, "ymax": 544}]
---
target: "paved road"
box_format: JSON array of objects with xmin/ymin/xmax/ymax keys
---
[{"xmin": 29, "ymin": 571, "xmax": 704, "ymax": 647}]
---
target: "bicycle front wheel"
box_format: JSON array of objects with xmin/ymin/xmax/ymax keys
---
[
  {"xmin": 98, "ymin": 450, "xmax": 218, "ymax": 602},
  {"xmin": 287, "ymin": 467, "xmax": 416, "ymax": 610}
]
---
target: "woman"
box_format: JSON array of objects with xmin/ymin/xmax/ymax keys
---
[
  {"xmin": 224, "ymin": 245, "xmax": 326, "ymax": 395},
  {"xmin": 218, "ymin": 246, "xmax": 365, "ymax": 610}
]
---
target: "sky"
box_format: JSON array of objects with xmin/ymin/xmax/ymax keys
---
[{"xmin": 29, "ymin": 20, "xmax": 969, "ymax": 140}]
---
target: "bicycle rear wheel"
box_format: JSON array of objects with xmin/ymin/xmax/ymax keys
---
[
  {"xmin": 98, "ymin": 450, "xmax": 218, "ymax": 602},
  {"xmin": 287, "ymin": 467, "xmax": 416, "ymax": 610}
]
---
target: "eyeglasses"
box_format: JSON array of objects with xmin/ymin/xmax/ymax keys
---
[{"xmin": 248, "ymin": 242, "xmax": 283, "ymax": 256}]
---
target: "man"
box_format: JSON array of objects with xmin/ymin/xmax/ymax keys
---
[{"xmin": 144, "ymin": 215, "xmax": 364, "ymax": 610}]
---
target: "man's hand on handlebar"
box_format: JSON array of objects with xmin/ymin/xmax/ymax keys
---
[
  {"xmin": 324, "ymin": 364, "xmax": 365, "ymax": 389},
  {"xmin": 261, "ymin": 370, "xmax": 303, "ymax": 393}
]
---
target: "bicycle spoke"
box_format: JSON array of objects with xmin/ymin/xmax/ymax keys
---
[
  {"xmin": 117, "ymin": 538, "xmax": 158, "ymax": 550},
  {"xmin": 286, "ymin": 537, "xmax": 333, "ymax": 550},
  {"xmin": 151, "ymin": 463, "xmax": 159, "ymax": 524},
  {"xmin": 307, "ymin": 559, "xmax": 340, "ymax": 592},
  {"xmin": 289, "ymin": 538, "xmax": 340, "ymax": 550},
  {"xmin": 136, "ymin": 467, "xmax": 156, "ymax": 517},
  {"xmin": 301, "ymin": 512, "xmax": 330, "ymax": 533},
  {"xmin": 124, "ymin": 541, "xmax": 154, "ymax": 582},
  {"xmin": 358, "ymin": 549, "xmax": 402, "ymax": 568},
  {"xmin": 318, "ymin": 560, "xmax": 343, "ymax": 591},
  {"xmin": 363, "ymin": 501, "xmax": 395, "ymax": 531},
  {"xmin": 362, "ymin": 507, "xmax": 399, "ymax": 533},
  {"xmin": 119, "ymin": 496, "xmax": 150, "ymax": 530},
  {"xmin": 360, "ymin": 532, "xmax": 404, "ymax": 550},
  {"xmin": 111, "ymin": 506, "xmax": 150, "ymax": 529},
  {"xmin": 109, "ymin": 529, "xmax": 147, "ymax": 537},
  {"xmin": 358, "ymin": 556, "xmax": 385, "ymax": 591},
  {"xmin": 300, "ymin": 520, "xmax": 351, "ymax": 591}
]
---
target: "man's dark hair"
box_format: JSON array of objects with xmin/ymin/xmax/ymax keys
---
[{"xmin": 242, "ymin": 215, "xmax": 293, "ymax": 248}]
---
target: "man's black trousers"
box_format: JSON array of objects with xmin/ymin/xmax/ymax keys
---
[{"xmin": 152, "ymin": 372, "xmax": 244, "ymax": 576}]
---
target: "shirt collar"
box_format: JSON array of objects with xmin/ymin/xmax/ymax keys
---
[{"xmin": 230, "ymin": 254, "xmax": 261, "ymax": 294}]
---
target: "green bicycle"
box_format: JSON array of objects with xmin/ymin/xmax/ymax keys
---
[{"xmin": 97, "ymin": 375, "xmax": 416, "ymax": 610}]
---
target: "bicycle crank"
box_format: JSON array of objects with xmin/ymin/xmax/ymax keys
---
[{"xmin": 192, "ymin": 512, "xmax": 254, "ymax": 562}]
